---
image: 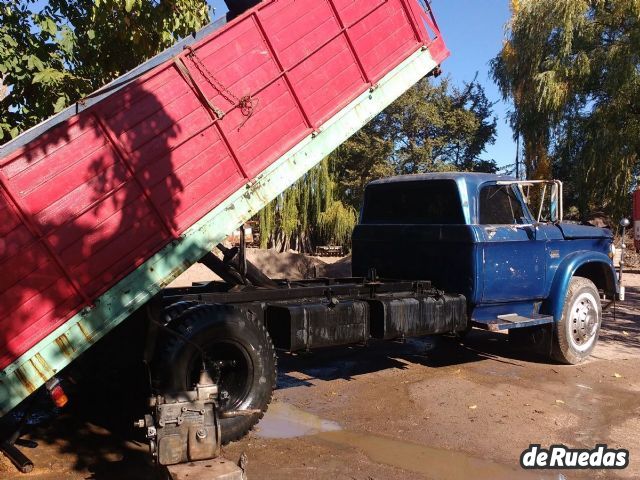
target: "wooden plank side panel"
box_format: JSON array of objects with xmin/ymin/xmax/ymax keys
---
[
  {"xmin": 186, "ymin": 17, "xmax": 281, "ymax": 117},
  {"xmin": 0, "ymin": 186, "xmax": 83, "ymax": 370},
  {"xmin": 220, "ymin": 78, "xmax": 308, "ymax": 178},
  {"xmin": 260, "ymin": 0, "xmax": 341, "ymax": 69},
  {"xmin": 343, "ymin": 0, "xmax": 420, "ymax": 82},
  {"xmin": 0, "ymin": 277, "xmax": 81, "ymax": 369},
  {"xmin": 146, "ymin": 127, "xmax": 245, "ymax": 232},
  {"xmin": 331, "ymin": 0, "xmax": 388, "ymax": 26},
  {"xmin": 260, "ymin": 0, "xmax": 367, "ymax": 126},
  {"xmin": 287, "ymin": 35, "xmax": 365, "ymax": 126}
]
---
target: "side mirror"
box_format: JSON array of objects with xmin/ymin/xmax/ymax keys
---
[{"xmin": 620, "ymin": 218, "xmax": 631, "ymax": 228}]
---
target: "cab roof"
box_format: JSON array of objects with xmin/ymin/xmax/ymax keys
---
[
  {"xmin": 366, "ymin": 172, "xmax": 519, "ymax": 225},
  {"xmin": 368, "ymin": 172, "xmax": 516, "ymax": 189}
]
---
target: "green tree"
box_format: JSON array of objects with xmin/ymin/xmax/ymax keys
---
[
  {"xmin": 0, "ymin": 0, "xmax": 210, "ymax": 141},
  {"xmin": 331, "ymin": 77, "xmax": 498, "ymax": 210},
  {"xmin": 256, "ymin": 77, "xmax": 498, "ymax": 252},
  {"xmin": 258, "ymin": 158, "xmax": 357, "ymax": 253},
  {"xmin": 491, "ymin": 0, "xmax": 640, "ymax": 219}
]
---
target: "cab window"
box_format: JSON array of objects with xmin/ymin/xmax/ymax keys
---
[
  {"xmin": 479, "ymin": 185, "xmax": 528, "ymax": 225},
  {"xmin": 362, "ymin": 180, "xmax": 465, "ymax": 225}
]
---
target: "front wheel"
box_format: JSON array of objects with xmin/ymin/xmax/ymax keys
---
[
  {"xmin": 552, "ymin": 276, "xmax": 602, "ymax": 364},
  {"xmin": 154, "ymin": 304, "xmax": 277, "ymax": 444}
]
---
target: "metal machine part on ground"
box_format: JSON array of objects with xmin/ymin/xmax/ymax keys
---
[{"xmin": 138, "ymin": 369, "xmax": 221, "ymax": 466}]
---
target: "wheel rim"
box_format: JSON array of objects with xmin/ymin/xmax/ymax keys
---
[
  {"xmin": 567, "ymin": 291, "xmax": 599, "ymax": 352},
  {"xmin": 187, "ymin": 340, "xmax": 254, "ymax": 411}
]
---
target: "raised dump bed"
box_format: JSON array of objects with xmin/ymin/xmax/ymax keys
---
[{"xmin": 0, "ymin": 0, "xmax": 448, "ymax": 415}]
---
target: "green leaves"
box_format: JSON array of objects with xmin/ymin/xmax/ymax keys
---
[
  {"xmin": 257, "ymin": 158, "xmax": 357, "ymax": 252},
  {"xmin": 39, "ymin": 16, "xmax": 57, "ymax": 36},
  {"xmin": 53, "ymin": 96, "xmax": 67, "ymax": 113},
  {"xmin": 1, "ymin": 0, "xmax": 210, "ymax": 144},
  {"xmin": 492, "ymin": 0, "xmax": 640, "ymax": 220},
  {"xmin": 26, "ymin": 55, "xmax": 45, "ymax": 72},
  {"xmin": 2, "ymin": 33, "xmax": 17, "ymax": 47},
  {"xmin": 32, "ymin": 68, "xmax": 67, "ymax": 84}
]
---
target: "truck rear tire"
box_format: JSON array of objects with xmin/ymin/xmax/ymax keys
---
[
  {"xmin": 551, "ymin": 276, "xmax": 602, "ymax": 364},
  {"xmin": 154, "ymin": 304, "xmax": 277, "ymax": 444}
]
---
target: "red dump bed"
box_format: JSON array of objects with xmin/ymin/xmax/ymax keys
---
[{"xmin": 0, "ymin": 0, "xmax": 447, "ymax": 373}]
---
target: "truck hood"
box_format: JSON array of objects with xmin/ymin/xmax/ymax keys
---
[{"xmin": 558, "ymin": 223, "xmax": 613, "ymax": 239}]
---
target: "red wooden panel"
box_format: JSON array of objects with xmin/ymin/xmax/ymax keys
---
[
  {"xmin": 287, "ymin": 35, "xmax": 365, "ymax": 125},
  {"xmin": 0, "ymin": 194, "xmax": 21, "ymax": 238},
  {"xmin": 69, "ymin": 213, "xmax": 166, "ymax": 298},
  {"xmin": 0, "ymin": 242, "xmax": 50, "ymax": 293},
  {"xmin": 220, "ymin": 78, "xmax": 308, "ymax": 178},
  {"xmin": 1, "ymin": 119, "xmax": 90, "ymax": 177},
  {"xmin": 346, "ymin": 0, "xmax": 419, "ymax": 82},
  {"xmin": 0, "ymin": 278, "xmax": 81, "ymax": 368},
  {"xmin": 331, "ymin": 0, "xmax": 387, "ymax": 26},
  {"xmin": 53, "ymin": 187, "xmax": 151, "ymax": 266},
  {"xmin": 185, "ymin": 17, "xmax": 281, "ymax": 117},
  {"xmin": 0, "ymin": 224, "xmax": 33, "ymax": 264},
  {"xmin": 99, "ymin": 69, "xmax": 190, "ymax": 133},
  {"xmin": 260, "ymin": 0, "xmax": 341, "ymax": 70},
  {"xmin": 0, "ymin": 263, "xmax": 67, "ymax": 318},
  {"xmin": 144, "ymin": 126, "xmax": 245, "ymax": 232}
]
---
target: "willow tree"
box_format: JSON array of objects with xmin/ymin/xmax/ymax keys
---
[
  {"xmin": 0, "ymin": 0, "xmax": 210, "ymax": 141},
  {"xmin": 258, "ymin": 158, "xmax": 357, "ymax": 253},
  {"xmin": 491, "ymin": 0, "xmax": 640, "ymax": 219}
]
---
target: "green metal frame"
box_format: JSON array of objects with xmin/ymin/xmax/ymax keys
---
[{"xmin": 0, "ymin": 47, "xmax": 438, "ymax": 416}]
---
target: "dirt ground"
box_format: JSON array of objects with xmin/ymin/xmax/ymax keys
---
[{"xmin": 1, "ymin": 255, "xmax": 638, "ymax": 480}]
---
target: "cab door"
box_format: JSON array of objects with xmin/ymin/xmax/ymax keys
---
[{"xmin": 479, "ymin": 184, "xmax": 547, "ymax": 302}]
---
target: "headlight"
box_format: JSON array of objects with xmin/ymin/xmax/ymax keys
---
[{"xmin": 609, "ymin": 244, "xmax": 616, "ymax": 259}]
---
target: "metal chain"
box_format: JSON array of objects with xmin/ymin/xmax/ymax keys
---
[{"xmin": 185, "ymin": 46, "xmax": 258, "ymax": 130}]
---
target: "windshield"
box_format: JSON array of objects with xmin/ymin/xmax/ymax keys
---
[{"xmin": 479, "ymin": 185, "xmax": 530, "ymax": 225}]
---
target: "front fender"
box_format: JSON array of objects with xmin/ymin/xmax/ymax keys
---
[{"xmin": 544, "ymin": 251, "xmax": 618, "ymax": 321}]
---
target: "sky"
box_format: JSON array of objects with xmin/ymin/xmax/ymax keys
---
[
  {"xmin": 431, "ymin": 1, "xmax": 516, "ymax": 170},
  {"xmin": 207, "ymin": 0, "xmax": 517, "ymax": 171}
]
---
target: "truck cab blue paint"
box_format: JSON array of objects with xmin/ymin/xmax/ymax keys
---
[{"xmin": 352, "ymin": 172, "xmax": 619, "ymax": 324}]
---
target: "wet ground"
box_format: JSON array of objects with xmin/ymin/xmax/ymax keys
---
[{"xmin": 1, "ymin": 273, "xmax": 638, "ymax": 480}]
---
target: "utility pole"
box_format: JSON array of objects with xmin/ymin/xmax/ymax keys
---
[{"xmin": 515, "ymin": 131, "xmax": 520, "ymax": 179}]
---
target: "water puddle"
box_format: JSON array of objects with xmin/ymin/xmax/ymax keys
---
[
  {"xmin": 317, "ymin": 430, "xmax": 558, "ymax": 480},
  {"xmin": 256, "ymin": 402, "xmax": 341, "ymax": 439},
  {"xmin": 258, "ymin": 403, "xmax": 559, "ymax": 479}
]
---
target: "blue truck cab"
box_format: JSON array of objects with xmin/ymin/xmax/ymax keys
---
[{"xmin": 352, "ymin": 172, "xmax": 621, "ymax": 364}]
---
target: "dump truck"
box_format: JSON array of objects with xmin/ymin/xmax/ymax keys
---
[
  {"xmin": 0, "ymin": 0, "xmax": 627, "ymax": 472},
  {"xmin": 0, "ymin": 0, "xmax": 450, "ymax": 469}
]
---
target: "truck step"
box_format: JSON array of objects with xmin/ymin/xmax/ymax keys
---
[{"xmin": 472, "ymin": 313, "xmax": 554, "ymax": 332}]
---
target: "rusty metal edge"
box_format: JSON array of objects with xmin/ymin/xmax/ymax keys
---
[{"xmin": 0, "ymin": 47, "xmax": 439, "ymax": 416}]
